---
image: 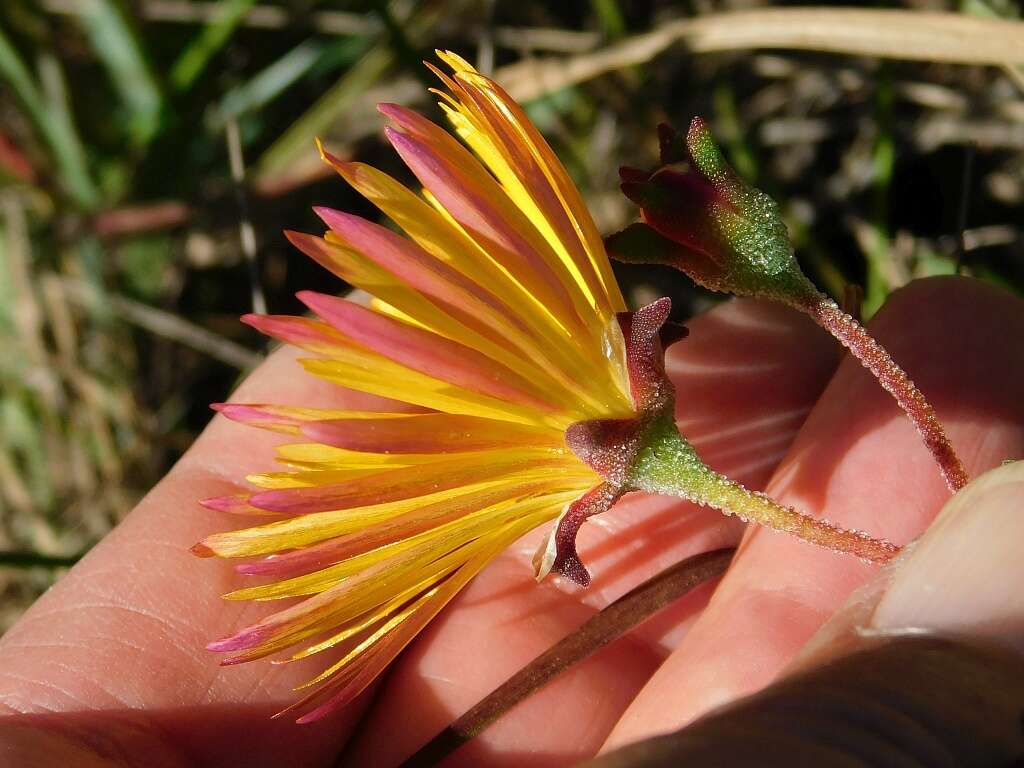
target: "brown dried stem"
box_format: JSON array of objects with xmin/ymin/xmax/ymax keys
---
[{"xmin": 398, "ymin": 548, "xmax": 735, "ymax": 768}]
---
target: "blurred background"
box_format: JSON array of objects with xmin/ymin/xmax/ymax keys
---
[{"xmin": 1, "ymin": 0, "xmax": 1022, "ymax": 631}]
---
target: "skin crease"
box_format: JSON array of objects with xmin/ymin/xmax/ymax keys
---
[{"xmin": 0, "ymin": 276, "xmax": 1016, "ymax": 767}]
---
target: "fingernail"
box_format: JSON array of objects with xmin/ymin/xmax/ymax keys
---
[{"xmin": 870, "ymin": 460, "xmax": 1024, "ymax": 657}]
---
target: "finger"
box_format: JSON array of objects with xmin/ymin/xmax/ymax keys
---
[
  {"xmin": 596, "ymin": 464, "xmax": 1024, "ymax": 767},
  {"xmin": 0, "ymin": 344, "xmax": 396, "ymax": 767},
  {"xmin": 604, "ymin": 276, "xmax": 1024, "ymax": 749},
  {"xmin": 590, "ymin": 638, "xmax": 1024, "ymax": 767},
  {"xmin": 794, "ymin": 457, "xmax": 1024, "ymax": 672},
  {"xmin": 344, "ymin": 298, "xmax": 841, "ymax": 767},
  {"xmin": 869, "ymin": 461, "xmax": 1024, "ymax": 653}
]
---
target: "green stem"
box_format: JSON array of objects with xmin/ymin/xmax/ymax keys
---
[
  {"xmin": 630, "ymin": 417, "xmax": 899, "ymax": 564},
  {"xmin": 170, "ymin": 0, "xmax": 258, "ymax": 92}
]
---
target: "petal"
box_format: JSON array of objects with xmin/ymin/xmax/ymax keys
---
[
  {"xmin": 241, "ymin": 308, "xmax": 563, "ymax": 425},
  {"xmin": 284, "ymin": 229, "xmax": 516, "ymax": 366},
  {"xmin": 227, "ymin": 489, "xmax": 572, "ymax": 603},
  {"xmin": 318, "ymin": 156, "xmax": 621, "ymax": 414},
  {"xmin": 433, "ymin": 60, "xmax": 624, "ymax": 316},
  {"xmin": 213, "ymin": 404, "xmax": 412, "ymax": 435},
  {"xmin": 213, "ymin": 492, "xmax": 569, "ymax": 659},
  {"xmin": 317, "ymin": 149, "xmax": 564, "ymax": 346},
  {"xmin": 289, "ymin": 548, "xmax": 485, "ymax": 723},
  {"xmin": 240, "ymin": 314, "xmax": 345, "ymax": 355},
  {"xmin": 374, "ymin": 126, "xmax": 631, "ymax": 411},
  {"xmin": 199, "ymin": 494, "xmax": 275, "ymax": 516},
  {"xmin": 247, "ymin": 450, "xmax": 579, "ymax": 516},
  {"xmin": 299, "ymin": 411, "xmax": 562, "ymax": 454},
  {"xmin": 273, "ymin": 442, "xmax": 443, "ymax": 469},
  {"xmin": 297, "ymin": 291, "xmax": 559, "ymax": 413},
  {"xmin": 379, "ymin": 113, "xmax": 588, "ymax": 336},
  {"xmin": 244, "ymin": 467, "xmax": 392, "ymax": 490},
  {"xmin": 310, "ymin": 209, "xmax": 529, "ymax": 348},
  {"xmin": 290, "ymin": 225, "xmax": 610, "ymax": 416},
  {"xmin": 297, "ymin": 352, "xmax": 557, "ymax": 427},
  {"xmin": 202, "ymin": 476, "xmax": 558, "ymax": 559},
  {"xmin": 232, "ymin": 479, "xmax": 554, "ymax": 575}
]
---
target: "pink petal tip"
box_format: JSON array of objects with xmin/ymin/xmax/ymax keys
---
[
  {"xmin": 190, "ymin": 541, "xmax": 215, "ymax": 558},
  {"xmin": 200, "ymin": 495, "xmax": 251, "ymax": 514}
]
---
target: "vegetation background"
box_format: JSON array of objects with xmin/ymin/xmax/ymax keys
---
[{"xmin": 1, "ymin": 0, "xmax": 1022, "ymax": 631}]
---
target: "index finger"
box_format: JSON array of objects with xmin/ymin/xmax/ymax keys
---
[{"xmin": 0, "ymin": 344, "xmax": 390, "ymax": 766}]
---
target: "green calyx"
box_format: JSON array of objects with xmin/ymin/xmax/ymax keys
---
[
  {"xmin": 628, "ymin": 413, "xmax": 771, "ymax": 521},
  {"xmin": 622, "ymin": 410, "xmax": 899, "ymax": 567},
  {"xmin": 713, "ymin": 190, "xmax": 816, "ymax": 302},
  {"xmin": 627, "ymin": 412, "xmax": 716, "ymax": 495},
  {"xmin": 610, "ymin": 118, "xmax": 821, "ymax": 307},
  {"xmin": 685, "ymin": 118, "xmax": 805, "ymax": 298},
  {"xmin": 625, "ymin": 413, "xmax": 764, "ymax": 525}
]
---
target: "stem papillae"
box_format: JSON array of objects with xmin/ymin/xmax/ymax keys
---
[
  {"xmin": 798, "ymin": 293, "xmax": 968, "ymax": 492},
  {"xmin": 631, "ymin": 416, "xmax": 900, "ymax": 564}
]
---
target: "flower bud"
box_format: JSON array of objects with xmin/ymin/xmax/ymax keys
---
[{"xmin": 608, "ymin": 118, "xmax": 816, "ymax": 305}]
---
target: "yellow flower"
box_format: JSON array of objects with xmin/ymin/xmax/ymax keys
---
[{"xmin": 195, "ymin": 51, "xmax": 638, "ymax": 722}]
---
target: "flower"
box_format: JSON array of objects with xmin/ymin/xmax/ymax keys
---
[
  {"xmin": 194, "ymin": 51, "xmax": 640, "ymax": 722},
  {"xmin": 196, "ymin": 57, "xmax": 901, "ymax": 723}
]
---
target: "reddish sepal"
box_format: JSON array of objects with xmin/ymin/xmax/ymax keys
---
[
  {"xmin": 550, "ymin": 483, "xmax": 622, "ymax": 586},
  {"xmin": 553, "ymin": 298, "xmax": 685, "ymax": 583},
  {"xmin": 565, "ymin": 419, "xmax": 642, "ymax": 487},
  {"xmin": 617, "ymin": 297, "xmax": 676, "ymax": 413}
]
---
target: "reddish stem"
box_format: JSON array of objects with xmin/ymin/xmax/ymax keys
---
[
  {"xmin": 402, "ymin": 548, "xmax": 736, "ymax": 767},
  {"xmin": 800, "ymin": 294, "xmax": 968, "ymax": 492}
]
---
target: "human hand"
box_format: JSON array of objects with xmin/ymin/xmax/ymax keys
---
[
  {"xmin": 0, "ymin": 276, "xmax": 1021, "ymax": 767},
  {"xmin": 590, "ymin": 453, "xmax": 1024, "ymax": 766}
]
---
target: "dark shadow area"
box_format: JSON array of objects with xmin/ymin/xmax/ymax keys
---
[{"xmin": 0, "ymin": 702, "xmax": 350, "ymax": 768}]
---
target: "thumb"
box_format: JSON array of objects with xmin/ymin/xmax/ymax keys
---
[
  {"xmin": 795, "ymin": 458, "xmax": 1024, "ymax": 668},
  {"xmin": 869, "ymin": 458, "xmax": 1024, "ymax": 651},
  {"xmin": 586, "ymin": 461, "xmax": 1024, "ymax": 767}
]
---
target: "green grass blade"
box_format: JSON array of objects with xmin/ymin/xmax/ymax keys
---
[
  {"xmin": 0, "ymin": 550, "xmax": 83, "ymax": 569},
  {"xmin": 170, "ymin": 0, "xmax": 258, "ymax": 92},
  {"xmin": 255, "ymin": 4, "xmax": 442, "ymax": 183},
  {"xmin": 0, "ymin": 28, "xmax": 99, "ymax": 208},
  {"xmin": 208, "ymin": 38, "xmax": 324, "ymax": 131},
  {"xmin": 75, "ymin": 0, "xmax": 164, "ymax": 146},
  {"xmin": 590, "ymin": 0, "xmax": 626, "ymax": 40},
  {"xmin": 255, "ymin": 44, "xmax": 393, "ymax": 180}
]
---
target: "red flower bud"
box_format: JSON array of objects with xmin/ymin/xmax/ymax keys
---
[{"xmin": 608, "ymin": 118, "xmax": 817, "ymax": 304}]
